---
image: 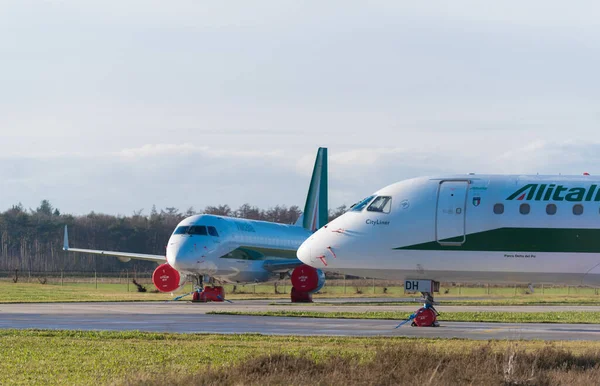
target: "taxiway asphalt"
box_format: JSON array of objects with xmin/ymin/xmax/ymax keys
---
[{"xmin": 2, "ymin": 301, "xmax": 600, "ymax": 340}]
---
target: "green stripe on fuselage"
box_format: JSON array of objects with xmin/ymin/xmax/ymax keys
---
[
  {"xmin": 395, "ymin": 228, "xmax": 600, "ymax": 253},
  {"xmin": 220, "ymin": 246, "xmax": 298, "ymax": 260}
]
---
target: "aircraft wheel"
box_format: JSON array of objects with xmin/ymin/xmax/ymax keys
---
[
  {"xmin": 290, "ymin": 287, "xmax": 313, "ymax": 303},
  {"xmin": 192, "ymin": 289, "xmax": 206, "ymax": 302},
  {"xmin": 200, "ymin": 286, "xmax": 225, "ymax": 302},
  {"xmin": 412, "ymin": 307, "xmax": 437, "ymax": 327}
]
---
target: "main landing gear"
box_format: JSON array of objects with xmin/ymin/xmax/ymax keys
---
[
  {"xmin": 289, "ymin": 265, "xmax": 325, "ymax": 303},
  {"xmin": 290, "ymin": 287, "xmax": 313, "ymax": 303}
]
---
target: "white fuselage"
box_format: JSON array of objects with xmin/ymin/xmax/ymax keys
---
[
  {"xmin": 298, "ymin": 174, "xmax": 600, "ymax": 286},
  {"xmin": 167, "ymin": 214, "xmax": 311, "ymax": 283}
]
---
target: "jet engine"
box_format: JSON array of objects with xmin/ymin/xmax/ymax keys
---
[
  {"xmin": 291, "ymin": 264, "xmax": 325, "ymax": 294},
  {"xmin": 152, "ymin": 263, "xmax": 184, "ymax": 293}
]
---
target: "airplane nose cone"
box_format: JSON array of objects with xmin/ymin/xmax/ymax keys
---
[
  {"xmin": 167, "ymin": 236, "xmax": 217, "ymax": 274},
  {"xmin": 297, "ymin": 239, "xmax": 313, "ymax": 267},
  {"xmin": 298, "ymin": 214, "xmax": 355, "ymax": 268},
  {"xmin": 166, "ymin": 239, "xmax": 190, "ymax": 270},
  {"xmin": 298, "ymin": 230, "xmax": 335, "ymax": 268},
  {"xmin": 166, "ymin": 241, "xmax": 179, "ymax": 267}
]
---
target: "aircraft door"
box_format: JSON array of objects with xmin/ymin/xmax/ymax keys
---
[{"xmin": 436, "ymin": 180, "xmax": 469, "ymax": 245}]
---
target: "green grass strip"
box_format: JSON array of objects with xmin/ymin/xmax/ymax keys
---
[
  {"xmin": 270, "ymin": 298, "xmax": 600, "ymax": 307},
  {"xmin": 208, "ymin": 310, "xmax": 600, "ymax": 324}
]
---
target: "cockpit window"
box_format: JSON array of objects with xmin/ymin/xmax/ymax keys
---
[
  {"xmin": 207, "ymin": 226, "xmax": 219, "ymax": 237},
  {"xmin": 350, "ymin": 195, "xmax": 376, "ymax": 212},
  {"xmin": 173, "ymin": 226, "xmax": 190, "ymax": 235},
  {"xmin": 367, "ymin": 196, "xmax": 392, "ymax": 213},
  {"xmin": 188, "ymin": 225, "xmax": 208, "ymax": 235}
]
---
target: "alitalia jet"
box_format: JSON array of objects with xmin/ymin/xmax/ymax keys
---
[
  {"xmin": 297, "ymin": 174, "xmax": 600, "ymax": 324},
  {"xmin": 64, "ymin": 148, "xmax": 329, "ymax": 302}
]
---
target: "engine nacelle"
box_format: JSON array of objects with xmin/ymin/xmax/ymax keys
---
[
  {"xmin": 291, "ymin": 264, "xmax": 325, "ymax": 293},
  {"xmin": 152, "ymin": 263, "xmax": 182, "ymax": 293}
]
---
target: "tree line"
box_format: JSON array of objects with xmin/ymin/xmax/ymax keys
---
[{"xmin": 0, "ymin": 200, "xmax": 347, "ymax": 273}]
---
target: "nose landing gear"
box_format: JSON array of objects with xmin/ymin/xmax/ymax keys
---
[
  {"xmin": 190, "ymin": 275, "xmax": 227, "ymax": 302},
  {"xmin": 396, "ymin": 291, "xmax": 440, "ymax": 328},
  {"xmin": 174, "ymin": 275, "xmax": 228, "ymax": 302},
  {"xmin": 190, "ymin": 275, "xmax": 204, "ymax": 302},
  {"xmin": 192, "ymin": 286, "xmax": 225, "ymax": 302},
  {"xmin": 397, "ymin": 280, "xmax": 441, "ymax": 328},
  {"xmin": 411, "ymin": 292, "xmax": 440, "ymax": 327}
]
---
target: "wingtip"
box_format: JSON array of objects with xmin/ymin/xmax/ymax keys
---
[{"xmin": 63, "ymin": 225, "xmax": 69, "ymax": 251}]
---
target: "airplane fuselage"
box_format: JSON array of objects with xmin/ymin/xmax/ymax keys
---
[
  {"xmin": 298, "ymin": 174, "xmax": 600, "ymax": 286},
  {"xmin": 64, "ymin": 147, "xmax": 329, "ymax": 297},
  {"xmin": 168, "ymin": 214, "xmax": 311, "ymax": 283}
]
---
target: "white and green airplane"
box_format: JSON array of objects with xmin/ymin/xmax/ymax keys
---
[
  {"xmin": 64, "ymin": 148, "xmax": 329, "ymax": 301},
  {"xmin": 298, "ymin": 174, "xmax": 600, "ymax": 310}
]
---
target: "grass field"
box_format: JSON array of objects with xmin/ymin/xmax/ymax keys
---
[
  {"xmin": 2, "ymin": 330, "xmax": 600, "ymax": 385},
  {"xmin": 0, "ymin": 281, "xmax": 297, "ymax": 303},
  {"xmin": 3, "ymin": 279, "xmax": 600, "ymax": 305},
  {"xmin": 0, "ymin": 282, "xmax": 175, "ymax": 302},
  {"xmin": 209, "ymin": 310, "xmax": 600, "ymax": 324}
]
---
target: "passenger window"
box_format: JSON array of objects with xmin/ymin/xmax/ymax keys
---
[
  {"xmin": 493, "ymin": 203, "xmax": 504, "ymax": 214},
  {"xmin": 519, "ymin": 203, "xmax": 530, "ymax": 215},
  {"xmin": 174, "ymin": 226, "xmax": 190, "ymax": 235},
  {"xmin": 188, "ymin": 226, "xmax": 208, "ymax": 235},
  {"xmin": 208, "ymin": 226, "xmax": 219, "ymax": 237},
  {"xmin": 546, "ymin": 204, "xmax": 557, "ymax": 215},
  {"xmin": 573, "ymin": 204, "xmax": 584, "ymax": 215},
  {"xmin": 367, "ymin": 196, "xmax": 392, "ymax": 213},
  {"xmin": 350, "ymin": 195, "xmax": 376, "ymax": 212}
]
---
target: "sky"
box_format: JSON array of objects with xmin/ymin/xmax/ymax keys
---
[{"xmin": 2, "ymin": 1, "xmax": 600, "ymax": 215}]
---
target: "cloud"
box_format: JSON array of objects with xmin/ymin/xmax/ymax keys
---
[
  {"xmin": 2, "ymin": 140, "xmax": 600, "ymax": 216},
  {"xmin": 324, "ymin": 141, "xmax": 600, "ymax": 204},
  {"xmin": 3, "ymin": 1, "xmax": 600, "ymax": 216},
  {"xmin": 331, "ymin": 141, "xmax": 600, "ymax": 179},
  {"xmin": 117, "ymin": 144, "xmax": 286, "ymax": 159},
  {"xmin": 494, "ymin": 141, "xmax": 600, "ymax": 174},
  {"xmin": 118, "ymin": 144, "xmax": 199, "ymax": 158},
  {"xmin": 0, "ymin": 144, "xmax": 303, "ymax": 215}
]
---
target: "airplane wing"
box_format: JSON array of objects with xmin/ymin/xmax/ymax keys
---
[
  {"xmin": 62, "ymin": 226, "xmax": 166, "ymax": 263},
  {"xmin": 262, "ymin": 259, "xmax": 304, "ymax": 273}
]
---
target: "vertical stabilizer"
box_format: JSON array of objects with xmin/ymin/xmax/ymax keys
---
[{"xmin": 302, "ymin": 147, "xmax": 328, "ymax": 231}]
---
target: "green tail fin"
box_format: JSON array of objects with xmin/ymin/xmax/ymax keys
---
[{"xmin": 301, "ymin": 147, "xmax": 328, "ymax": 231}]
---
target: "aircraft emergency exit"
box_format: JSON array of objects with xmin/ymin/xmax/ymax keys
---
[
  {"xmin": 298, "ymin": 174, "xmax": 600, "ymax": 325},
  {"xmin": 64, "ymin": 148, "xmax": 329, "ymax": 302}
]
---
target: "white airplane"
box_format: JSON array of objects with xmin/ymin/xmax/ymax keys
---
[
  {"xmin": 298, "ymin": 174, "xmax": 600, "ymax": 325},
  {"xmin": 64, "ymin": 148, "xmax": 329, "ymax": 302}
]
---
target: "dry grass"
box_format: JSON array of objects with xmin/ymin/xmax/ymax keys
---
[
  {"xmin": 124, "ymin": 343, "xmax": 600, "ymax": 386},
  {"xmin": 4, "ymin": 330, "xmax": 600, "ymax": 385}
]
